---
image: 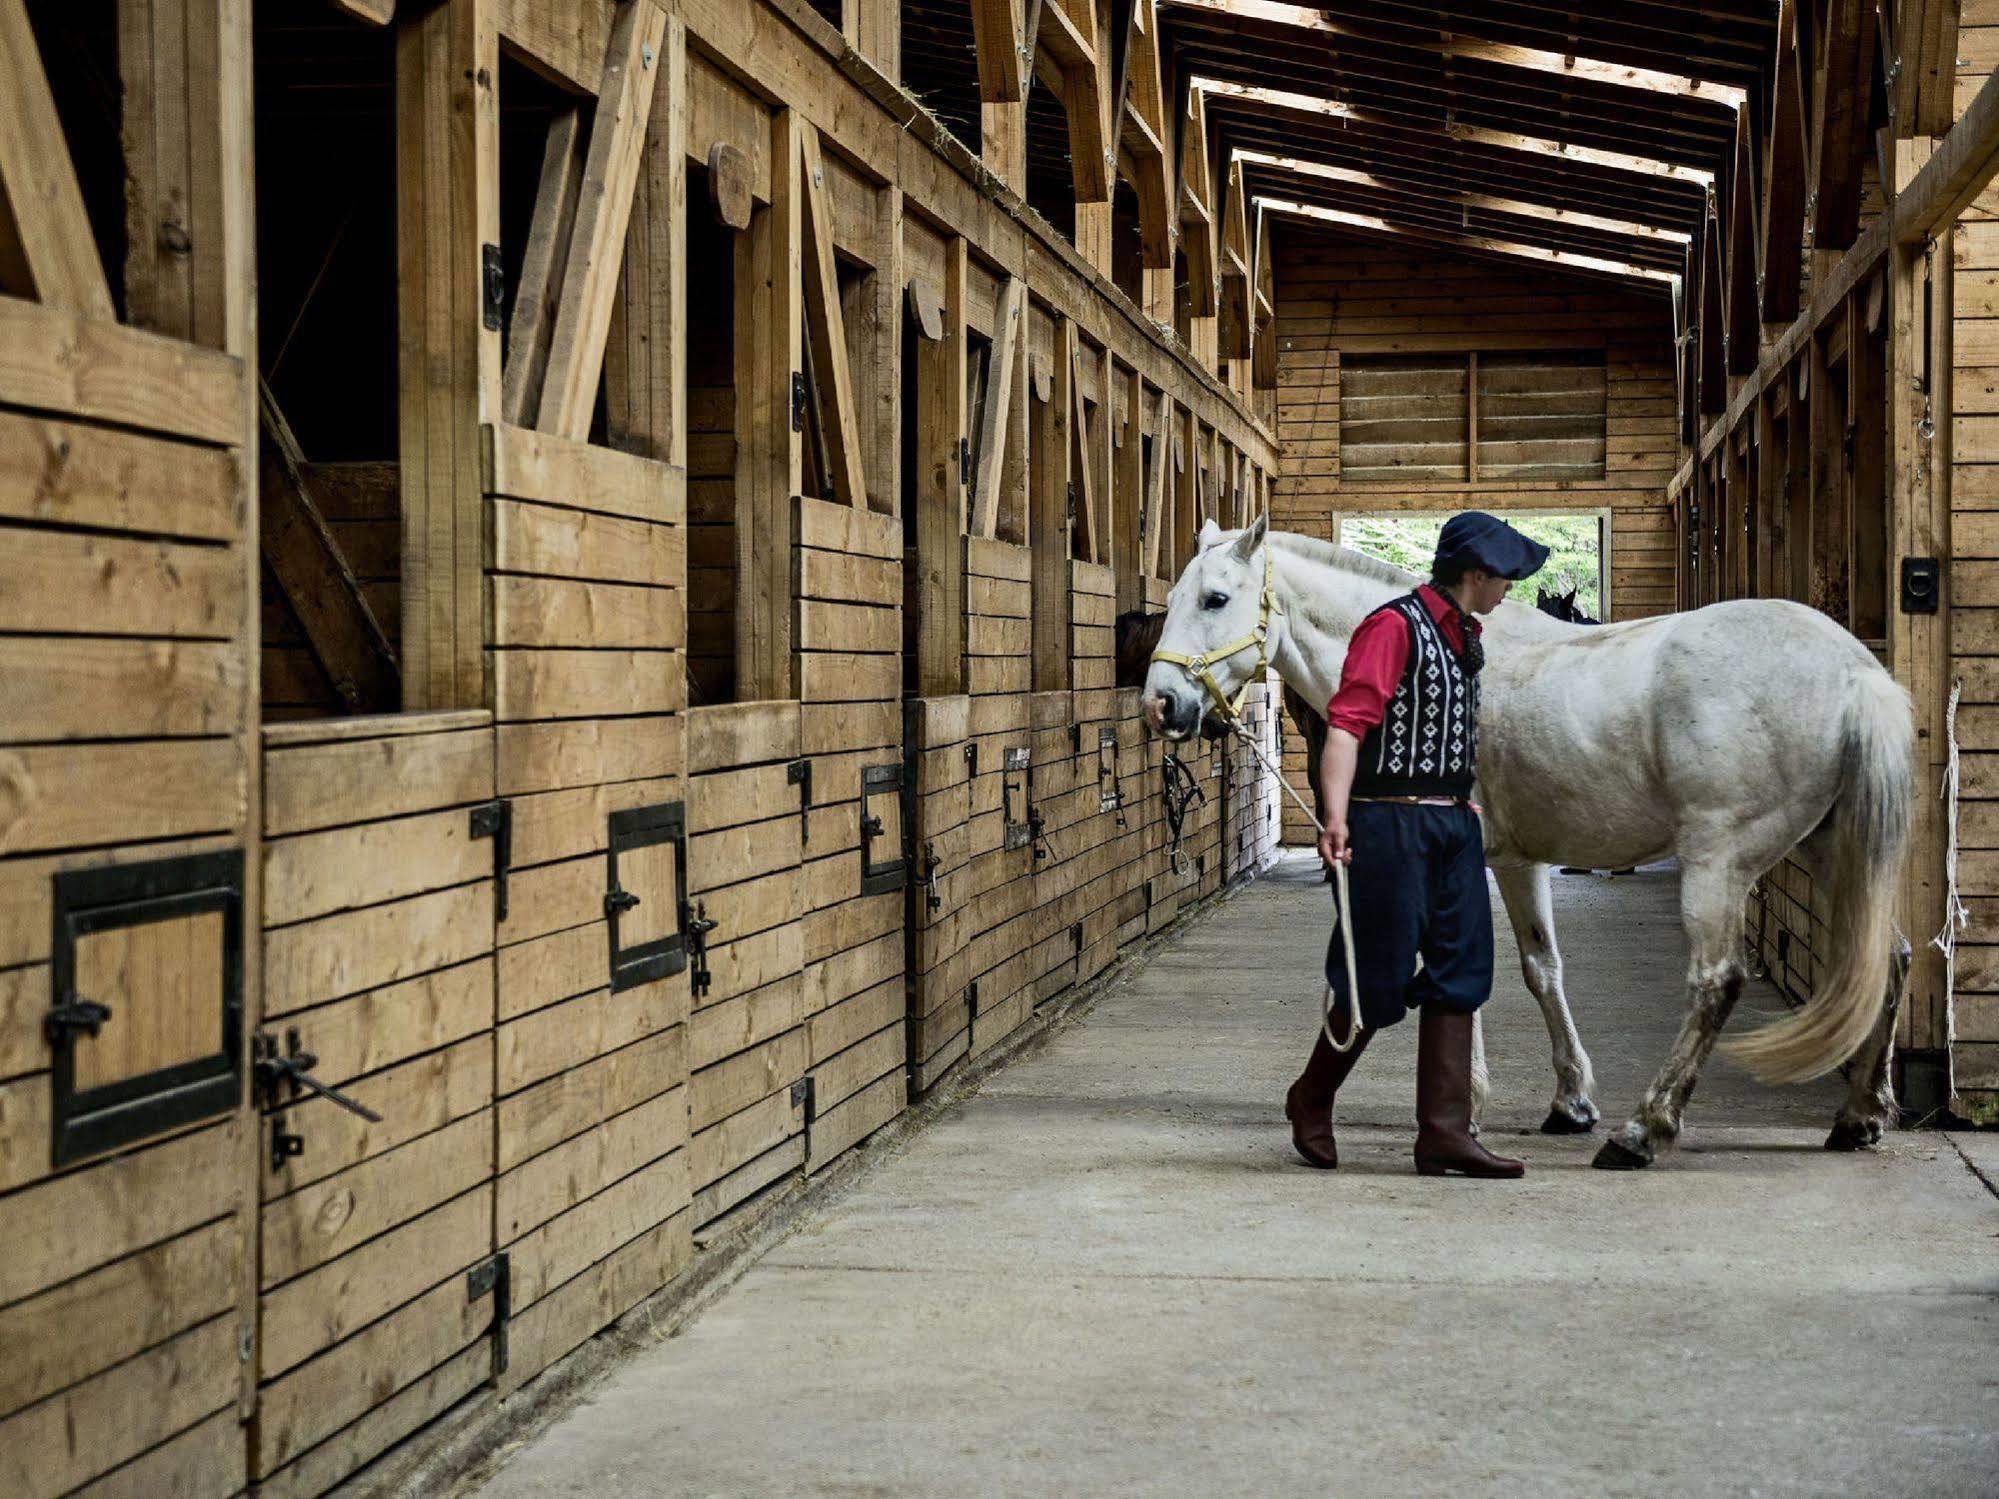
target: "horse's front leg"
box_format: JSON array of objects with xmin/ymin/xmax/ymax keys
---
[
  {"xmin": 1827, "ymin": 926, "xmax": 1911, "ymax": 1150},
  {"xmin": 1594, "ymin": 861, "xmax": 1748, "ymax": 1169},
  {"xmin": 1492, "ymin": 863, "xmax": 1599, "ymax": 1133}
]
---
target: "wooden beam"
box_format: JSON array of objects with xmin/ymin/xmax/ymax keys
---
[
  {"xmin": 1115, "ymin": 363, "xmax": 1143, "ymax": 611},
  {"xmin": 535, "ymin": 0, "xmax": 667, "ymax": 439},
  {"xmin": 1144, "ymin": 387, "xmax": 1170, "ymax": 575},
  {"xmin": 1194, "ymin": 77, "xmax": 1714, "ymax": 187},
  {"xmin": 1178, "ymin": 86, "xmax": 1218, "ymax": 316},
  {"xmin": 1251, "ymin": 210, "xmax": 1275, "ymax": 390},
  {"xmin": 1258, "ymin": 197, "xmax": 1679, "ymax": 286},
  {"xmin": 738, "ymin": 107, "xmax": 803, "ymax": 699},
  {"xmin": 1892, "ymin": 62, "xmax": 1999, "ymax": 243},
  {"xmin": 0, "ymin": 0, "xmax": 114, "ymax": 319},
  {"xmin": 799, "ymin": 122, "xmax": 868, "ymax": 508},
  {"xmin": 1891, "ymin": 0, "xmax": 1963, "ymax": 137},
  {"xmin": 1031, "ymin": 318, "xmax": 1072, "ymax": 690},
  {"xmin": 971, "ymin": 275, "xmax": 1023, "ymax": 537},
  {"xmin": 1724, "ymin": 107, "xmax": 1759, "ymax": 375},
  {"xmin": 1808, "ymin": 0, "xmax": 1876, "ymax": 252},
  {"xmin": 1234, "ymin": 147, "xmax": 1691, "ymax": 245},
  {"xmin": 1697, "ymin": 209, "xmax": 1725, "ymax": 413},
  {"xmin": 396, "ymin": 0, "xmax": 497, "ymax": 710},
  {"xmin": 1759, "ymin": 0, "xmax": 1807, "ymax": 323},
  {"xmin": 259, "ymin": 379, "xmax": 400, "ymax": 714},
  {"xmin": 972, "ymin": 0, "xmax": 1025, "ymax": 102},
  {"xmin": 1219, "ymin": 157, "xmax": 1252, "ymax": 358},
  {"xmin": 332, "ymin": 0, "xmax": 395, "ymax": 20},
  {"xmin": 1162, "ymin": 0, "xmax": 1747, "ymax": 107},
  {"xmin": 503, "ymin": 108, "xmax": 586, "ymax": 427},
  {"xmin": 1069, "ymin": 328, "xmax": 1100, "ymax": 563},
  {"xmin": 1119, "ymin": 0, "xmax": 1173, "ymax": 267},
  {"xmin": 914, "ymin": 239, "xmax": 967, "ymax": 694}
]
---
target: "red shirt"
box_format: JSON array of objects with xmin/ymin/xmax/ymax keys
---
[{"xmin": 1326, "ymin": 584, "xmax": 1479, "ymax": 739}]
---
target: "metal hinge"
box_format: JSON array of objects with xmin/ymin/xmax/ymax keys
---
[
  {"xmin": 470, "ymin": 798, "xmax": 512, "ymax": 923},
  {"xmin": 959, "ymin": 436, "xmax": 972, "ymax": 487},
  {"xmin": 481, "ymin": 243, "xmax": 505, "ymax": 330},
  {"xmin": 791, "ymin": 1075, "xmax": 816, "ymax": 1123},
  {"xmin": 1070, "ymin": 920, "xmax": 1084, "ymax": 953},
  {"xmin": 791, "ymin": 371, "xmax": 807, "ymax": 432},
  {"xmin": 964, "ymin": 742, "xmax": 979, "ymax": 778},
  {"xmin": 788, "ymin": 758, "xmax": 812, "ymax": 842},
  {"xmin": 1067, "ymin": 723, "xmax": 1082, "ymax": 754},
  {"xmin": 468, "ymin": 1252, "xmax": 511, "ymax": 1373}
]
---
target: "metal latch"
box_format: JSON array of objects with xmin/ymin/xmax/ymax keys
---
[
  {"xmin": 1002, "ymin": 746, "xmax": 1032, "ymax": 851},
  {"xmin": 921, "ymin": 840, "xmax": 943, "ymax": 914},
  {"xmin": 788, "ymin": 758, "xmax": 812, "ymax": 842},
  {"xmin": 959, "ymin": 436, "xmax": 972, "ymax": 487},
  {"xmin": 481, "ymin": 243, "xmax": 505, "ymax": 330},
  {"xmin": 256, "ymin": 1029, "xmax": 383, "ymax": 1173},
  {"xmin": 604, "ymin": 888, "xmax": 641, "ymax": 917},
  {"xmin": 792, "ymin": 370, "xmax": 807, "ymax": 432},
  {"xmin": 44, "ymin": 997, "xmax": 111, "ymax": 1047},
  {"xmin": 683, "ymin": 899, "xmax": 718, "ymax": 999},
  {"xmin": 467, "ymin": 1252, "xmax": 512, "ymax": 1373},
  {"xmin": 470, "ymin": 798, "xmax": 512, "ymax": 922}
]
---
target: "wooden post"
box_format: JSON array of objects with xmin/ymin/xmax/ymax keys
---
[
  {"xmin": 396, "ymin": 0, "xmax": 499, "ymax": 709},
  {"xmin": 914, "ymin": 236, "xmax": 968, "ymax": 695},
  {"xmin": 737, "ymin": 108, "xmax": 804, "ymax": 699},
  {"xmin": 1886, "ymin": 218, "xmax": 1950, "ymax": 1063},
  {"xmin": 1115, "ymin": 363, "xmax": 1142, "ymax": 613},
  {"xmin": 1032, "ymin": 327, "xmax": 1072, "ymax": 691}
]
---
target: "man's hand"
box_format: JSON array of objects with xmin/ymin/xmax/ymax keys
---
[{"xmin": 1317, "ymin": 817, "xmax": 1351, "ymax": 869}]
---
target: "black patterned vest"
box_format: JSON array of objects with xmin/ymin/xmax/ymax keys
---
[{"xmin": 1350, "ymin": 593, "xmax": 1480, "ymax": 799}]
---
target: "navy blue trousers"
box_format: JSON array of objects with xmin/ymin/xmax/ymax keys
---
[{"xmin": 1324, "ymin": 801, "xmax": 1493, "ymax": 1030}]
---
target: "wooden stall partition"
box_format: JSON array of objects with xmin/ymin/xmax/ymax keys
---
[
  {"xmin": 0, "ymin": 1, "xmax": 258, "ymax": 1492},
  {"xmin": 797, "ymin": 500, "xmax": 908, "ymax": 1167},
  {"xmin": 904, "ymin": 695, "xmax": 973, "ymax": 1092},
  {"xmin": 682, "ymin": 703, "xmax": 807, "ymax": 1228},
  {"xmin": 483, "ymin": 423, "xmax": 692, "ymax": 1393},
  {"xmin": 959, "ymin": 535, "xmax": 1041, "ymax": 1059},
  {"xmin": 1026, "ymin": 689, "xmax": 1087, "ymax": 1005},
  {"xmin": 251, "ymin": 712, "xmax": 500, "ymax": 1493}
]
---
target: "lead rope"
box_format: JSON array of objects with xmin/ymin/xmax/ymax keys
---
[{"xmin": 1228, "ymin": 710, "xmax": 1363, "ymax": 1054}]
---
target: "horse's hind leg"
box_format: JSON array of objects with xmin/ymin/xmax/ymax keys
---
[
  {"xmin": 1827, "ymin": 926, "xmax": 1911, "ymax": 1150},
  {"xmin": 1493, "ymin": 863, "xmax": 1600, "ymax": 1133},
  {"xmin": 1594, "ymin": 859, "xmax": 1749, "ymax": 1170}
]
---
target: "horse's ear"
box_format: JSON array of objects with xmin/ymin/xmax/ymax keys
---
[
  {"xmin": 1230, "ymin": 514, "xmax": 1268, "ymax": 562},
  {"xmin": 1197, "ymin": 518, "xmax": 1224, "ymax": 551}
]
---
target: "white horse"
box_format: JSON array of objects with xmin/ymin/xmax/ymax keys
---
[{"xmin": 1144, "ymin": 518, "xmax": 1916, "ymax": 1167}]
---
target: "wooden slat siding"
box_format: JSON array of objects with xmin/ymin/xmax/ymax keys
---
[
  {"xmin": 905, "ymin": 695, "xmax": 973, "ymax": 1091},
  {"xmin": 251, "ymin": 718, "xmax": 496, "ymax": 1487},
  {"xmin": 1268, "ymin": 232, "xmax": 1680, "ymax": 713},
  {"xmin": 1952, "ymin": 177, "xmax": 1999, "ymax": 1114},
  {"xmin": 681, "ymin": 701, "xmax": 806, "ymax": 1224},
  {"xmin": 485, "ymin": 412, "xmax": 690, "ymax": 1390},
  {"xmin": 0, "ymin": 0, "xmax": 256, "ymax": 1471},
  {"xmin": 795, "ymin": 497, "xmax": 904, "ymax": 1164}
]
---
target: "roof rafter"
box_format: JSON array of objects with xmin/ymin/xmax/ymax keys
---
[
  {"xmin": 1234, "ymin": 147, "xmax": 1691, "ymax": 246},
  {"xmin": 1257, "ymin": 195, "xmax": 1680, "ymax": 286},
  {"xmin": 1193, "ymin": 76, "xmax": 1715, "ymax": 188},
  {"xmin": 1163, "ymin": 0, "xmax": 1747, "ymax": 106}
]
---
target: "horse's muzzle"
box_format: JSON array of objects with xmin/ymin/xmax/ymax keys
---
[{"xmin": 1144, "ymin": 687, "xmax": 1200, "ymax": 740}]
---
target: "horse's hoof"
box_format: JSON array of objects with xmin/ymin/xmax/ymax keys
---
[
  {"xmin": 1824, "ymin": 1118, "xmax": 1882, "ymax": 1152},
  {"xmin": 1592, "ymin": 1138, "xmax": 1651, "ymax": 1170},
  {"xmin": 1541, "ymin": 1108, "xmax": 1596, "ymax": 1135}
]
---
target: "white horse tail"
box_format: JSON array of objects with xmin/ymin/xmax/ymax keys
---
[{"xmin": 1723, "ymin": 666, "xmax": 1914, "ymax": 1085}]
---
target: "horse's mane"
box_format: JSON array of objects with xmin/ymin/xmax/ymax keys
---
[{"xmin": 1267, "ymin": 528, "xmax": 1420, "ymax": 589}]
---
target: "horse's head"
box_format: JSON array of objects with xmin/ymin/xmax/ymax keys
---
[{"xmin": 1143, "ymin": 515, "xmax": 1274, "ymax": 740}]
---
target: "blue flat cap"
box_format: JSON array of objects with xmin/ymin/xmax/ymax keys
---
[{"xmin": 1434, "ymin": 511, "xmax": 1550, "ymax": 581}]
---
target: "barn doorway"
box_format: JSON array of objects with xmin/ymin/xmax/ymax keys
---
[{"xmin": 1334, "ymin": 509, "xmax": 1612, "ymax": 622}]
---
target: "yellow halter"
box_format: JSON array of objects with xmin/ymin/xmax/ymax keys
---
[{"xmin": 1148, "ymin": 546, "xmax": 1280, "ymax": 725}]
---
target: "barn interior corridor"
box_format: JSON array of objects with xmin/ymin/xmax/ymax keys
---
[{"xmin": 465, "ymin": 856, "xmax": 1999, "ymax": 1499}]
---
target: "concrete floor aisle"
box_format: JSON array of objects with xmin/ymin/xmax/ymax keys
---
[{"xmin": 464, "ymin": 856, "xmax": 1999, "ymax": 1498}]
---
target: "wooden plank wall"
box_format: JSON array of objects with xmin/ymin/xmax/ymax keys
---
[
  {"xmin": 0, "ymin": 0, "xmax": 1283, "ymax": 1491},
  {"xmin": 1266, "ymin": 228, "xmax": 1680, "ymax": 843},
  {"xmin": 252, "ymin": 713, "xmax": 498, "ymax": 1495},
  {"xmin": 0, "ymin": 328, "xmax": 254, "ymax": 1499}
]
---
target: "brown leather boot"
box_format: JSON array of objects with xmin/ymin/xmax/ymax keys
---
[
  {"xmin": 1284, "ymin": 1014, "xmax": 1373, "ymax": 1169},
  {"xmin": 1414, "ymin": 1008, "xmax": 1524, "ymax": 1179}
]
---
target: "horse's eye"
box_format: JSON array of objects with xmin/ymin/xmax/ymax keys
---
[{"xmin": 1201, "ymin": 591, "xmax": 1229, "ymax": 611}]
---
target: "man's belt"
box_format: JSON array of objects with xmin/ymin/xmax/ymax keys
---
[{"xmin": 1351, "ymin": 794, "xmax": 1475, "ymax": 809}]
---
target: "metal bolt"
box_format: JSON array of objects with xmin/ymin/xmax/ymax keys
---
[{"xmin": 642, "ymin": 42, "xmax": 655, "ymax": 67}]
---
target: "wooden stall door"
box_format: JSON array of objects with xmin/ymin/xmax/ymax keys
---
[
  {"xmin": 959, "ymin": 536, "xmax": 1041, "ymax": 1058},
  {"xmin": 684, "ymin": 703, "xmax": 809, "ymax": 1227},
  {"xmin": 904, "ymin": 695, "xmax": 973, "ymax": 1092},
  {"xmin": 251, "ymin": 713, "xmax": 501, "ymax": 1495}
]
